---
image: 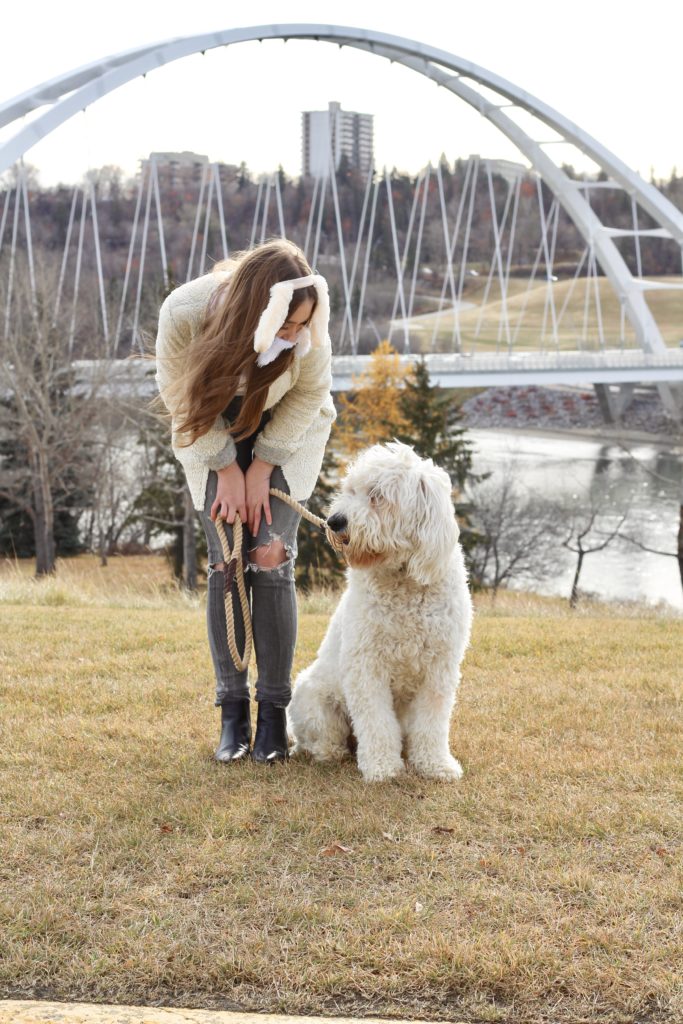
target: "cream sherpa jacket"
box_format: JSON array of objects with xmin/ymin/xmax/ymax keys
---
[{"xmin": 155, "ymin": 270, "xmax": 336, "ymax": 511}]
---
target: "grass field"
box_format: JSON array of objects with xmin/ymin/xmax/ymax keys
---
[
  {"xmin": 1, "ymin": 556, "xmax": 682, "ymax": 1024},
  {"xmin": 405, "ymin": 276, "xmax": 683, "ymax": 352}
]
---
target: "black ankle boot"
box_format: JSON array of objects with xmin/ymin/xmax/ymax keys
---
[
  {"xmin": 251, "ymin": 701, "xmax": 289, "ymax": 764},
  {"xmin": 215, "ymin": 699, "xmax": 252, "ymax": 763}
]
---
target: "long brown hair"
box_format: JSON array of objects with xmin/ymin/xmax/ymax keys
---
[{"xmin": 170, "ymin": 239, "xmax": 317, "ymax": 445}]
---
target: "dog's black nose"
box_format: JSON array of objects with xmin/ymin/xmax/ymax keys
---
[{"xmin": 326, "ymin": 512, "xmax": 348, "ymax": 533}]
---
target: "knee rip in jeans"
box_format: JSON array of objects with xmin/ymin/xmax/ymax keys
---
[
  {"xmin": 248, "ymin": 533, "xmax": 295, "ymax": 577},
  {"xmin": 207, "ymin": 562, "xmax": 226, "ymax": 578}
]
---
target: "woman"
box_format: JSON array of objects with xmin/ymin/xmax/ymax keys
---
[{"xmin": 155, "ymin": 238, "xmax": 336, "ymax": 765}]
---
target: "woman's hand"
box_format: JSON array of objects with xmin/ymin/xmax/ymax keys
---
[
  {"xmin": 211, "ymin": 461, "xmax": 247, "ymax": 525},
  {"xmin": 245, "ymin": 457, "xmax": 275, "ymax": 536}
]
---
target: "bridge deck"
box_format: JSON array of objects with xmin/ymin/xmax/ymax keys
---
[
  {"xmin": 65, "ymin": 350, "xmax": 683, "ymax": 398},
  {"xmin": 331, "ymin": 350, "xmax": 683, "ymax": 389}
]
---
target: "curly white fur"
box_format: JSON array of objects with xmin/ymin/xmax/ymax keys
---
[{"xmin": 288, "ymin": 440, "xmax": 473, "ymax": 783}]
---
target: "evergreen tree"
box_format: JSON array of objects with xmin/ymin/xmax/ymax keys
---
[
  {"xmin": 125, "ymin": 413, "xmax": 206, "ymax": 585},
  {"xmin": 295, "ymin": 446, "xmax": 346, "ymax": 592},
  {"xmin": 396, "ymin": 357, "xmax": 474, "ymax": 489},
  {"xmin": 394, "ymin": 356, "xmax": 482, "ymax": 558},
  {"xmin": 0, "ymin": 450, "xmax": 90, "ymax": 561}
]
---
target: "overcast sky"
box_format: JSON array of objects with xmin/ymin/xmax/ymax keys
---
[{"xmin": 1, "ymin": 0, "xmax": 680, "ymax": 187}]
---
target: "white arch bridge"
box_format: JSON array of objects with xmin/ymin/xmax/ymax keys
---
[{"xmin": 1, "ymin": 24, "xmax": 683, "ymax": 417}]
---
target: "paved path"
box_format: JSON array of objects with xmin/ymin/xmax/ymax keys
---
[{"xmin": 1, "ymin": 1003, "xmax": 456, "ymax": 1024}]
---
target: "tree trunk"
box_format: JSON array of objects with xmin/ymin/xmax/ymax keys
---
[
  {"xmin": 183, "ymin": 484, "xmax": 197, "ymax": 592},
  {"xmin": 98, "ymin": 527, "xmax": 108, "ymax": 567},
  {"xmin": 569, "ymin": 549, "xmax": 584, "ymax": 608},
  {"xmin": 172, "ymin": 528, "xmax": 184, "ymax": 581},
  {"xmin": 677, "ymin": 502, "xmax": 683, "ymax": 592},
  {"xmin": 32, "ymin": 449, "xmax": 56, "ymax": 576},
  {"xmin": 82, "ymin": 508, "xmax": 95, "ymax": 553}
]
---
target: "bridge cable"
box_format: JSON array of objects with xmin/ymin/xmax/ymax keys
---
[
  {"xmin": 535, "ymin": 176, "xmax": 560, "ymax": 352},
  {"xmin": 259, "ymin": 174, "xmax": 273, "ymax": 244},
  {"xmin": 458, "ymin": 156, "xmax": 480, "ymax": 355},
  {"xmin": 384, "ymin": 167, "xmax": 410, "ymax": 353},
  {"xmin": 20, "ymin": 162, "xmax": 36, "ymax": 308},
  {"xmin": 4, "ymin": 177, "xmax": 21, "ymax": 340},
  {"xmin": 68, "ymin": 186, "xmax": 88, "ymax": 355},
  {"xmin": 0, "ymin": 183, "xmax": 10, "ymax": 257},
  {"xmin": 54, "ymin": 186, "xmax": 78, "ymax": 325},
  {"xmin": 326, "ymin": 132, "xmax": 355, "ymax": 347},
  {"xmin": 311, "ymin": 172, "xmax": 327, "ymax": 272},
  {"xmin": 132, "ymin": 159, "xmax": 154, "ymax": 354},
  {"xmin": 444, "ymin": 156, "xmax": 477, "ymax": 353},
  {"xmin": 442, "ymin": 157, "xmax": 475, "ymax": 354},
  {"xmin": 502, "ymin": 175, "xmax": 523, "ymax": 353},
  {"xmin": 433, "ymin": 159, "xmax": 458, "ymax": 348},
  {"xmin": 557, "ymin": 245, "xmax": 589, "ymax": 352},
  {"xmin": 408, "ymin": 163, "xmax": 431, "ymax": 326},
  {"xmin": 303, "ymin": 174, "xmax": 320, "ymax": 260},
  {"xmin": 630, "ymin": 195, "xmax": 643, "ymax": 280},
  {"xmin": 88, "ymin": 177, "xmax": 109, "ymax": 347},
  {"xmin": 114, "ymin": 162, "xmax": 145, "ymax": 350},
  {"xmin": 340, "ymin": 158, "xmax": 374, "ymax": 354},
  {"xmin": 478, "ymin": 164, "xmax": 514, "ymax": 352},
  {"xmin": 388, "ymin": 167, "xmax": 424, "ymax": 351},
  {"xmin": 199, "ymin": 163, "xmax": 215, "ymax": 275},
  {"xmin": 187, "ymin": 161, "xmax": 208, "ymax": 281},
  {"xmin": 249, "ymin": 175, "xmax": 264, "ymax": 249},
  {"xmin": 354, "ymin": 175, "xmax": 380, "ymax": 352},
  {"xmin": 273, "ymin": 167, "xmax": 287, "ymax": 239},
  {"xmin": 511, "ymin": 195, "xmax": 557, "ymax": 348},
  {"xmin": 213, "ymin": 163, "xmax": 229, "ymax": 259},
  {"xmin": 151, "ymin": 158, "xmax": 169, "ymax": 286}
]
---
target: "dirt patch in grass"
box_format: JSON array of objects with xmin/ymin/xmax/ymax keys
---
[{"xmin": 1, "ymin": 579, "xmax": 681, "ymax": 1023}]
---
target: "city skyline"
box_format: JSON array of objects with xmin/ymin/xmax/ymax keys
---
[{"xmin": 1, "ymin": 1, "xmax": 681, "ymax": 189}]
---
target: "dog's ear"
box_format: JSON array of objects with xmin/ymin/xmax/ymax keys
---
[{"xmin": 404, "ymin": 467, "xmax": 460, "ymax": 585}]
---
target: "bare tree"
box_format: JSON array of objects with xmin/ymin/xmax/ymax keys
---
[
  {"xmin": 467, "ymin": 468, "xmax": 636, "ymax": 607},
  {"xmin": 562, "ymin": 507, "xmax": 628, "ymax": 608},
  {"xmin": 80, "ymin": 399, "xmax": 148, "ymax": 565},
  {"xmin": 466, "ymin": 470, "xmax": 564, "ymax": 595},
  {"xmin": 615, "ymin": 440, "xmax": 683, "ymax": 595},
  {"xmin": 122, "ymin": 399, "xmax": 201, "ymax": 590},
  {"xmin": 0, "ymin": 257, "xmax": 108, "ymax": 574}
]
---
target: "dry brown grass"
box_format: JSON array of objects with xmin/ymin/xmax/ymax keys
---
[
  {"xmin": 1, "ymin": 556, "xmax": 681, "ymax": 1023},
  {"xmin": 0, "ymin": 555, "xmax": 192, "ymax": 609}
]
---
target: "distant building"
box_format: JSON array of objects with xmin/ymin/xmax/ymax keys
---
[
  {"xmin": 142, "ymin": 151, "xmax": 209, "ymax": 190},
  {"xmin": 302, "ymin": 101, "xmax": 374, "ymax": 178}
]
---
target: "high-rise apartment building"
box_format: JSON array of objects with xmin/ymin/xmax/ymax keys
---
[{"xmin": 302, "ymin": 101, "xmax": 374, "ymax": 178}]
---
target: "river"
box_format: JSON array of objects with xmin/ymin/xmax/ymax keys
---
[{"xmin": 468, "ymin": 429, "xmax": 683, "ymax": 611}]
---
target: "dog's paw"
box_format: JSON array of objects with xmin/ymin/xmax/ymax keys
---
[
  {"xmin": 412, "ymin": 755, "xmax": 464, "ymax": 782},
  {"xmin": 359, "ymin": 757, "xmax": 406, "ymax": 783},
  {"xmin": 312, "ymin": 744, "xmax": 349, "ymax": 763}
]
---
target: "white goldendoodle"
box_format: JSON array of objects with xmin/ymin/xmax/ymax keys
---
[{"xmin": 288, "ymin": 440, "xmax": 473, "ymax": 782}]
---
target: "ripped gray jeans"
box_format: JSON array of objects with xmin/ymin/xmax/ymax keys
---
[{"xmin": 199, "ymin": 404, "xmax": 306, "ymax": 709}]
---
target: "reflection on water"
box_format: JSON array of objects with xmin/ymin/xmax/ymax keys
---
[{"xmin": 469, "ymin": 430, "xmax": 683, "ymax": 610}]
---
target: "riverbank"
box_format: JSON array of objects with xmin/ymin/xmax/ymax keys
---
[
  {"xmin": 460, "ymin": 384, "xmax": 682, "ymax": 447},
  {"xmin": 465, "ymin": 425, "xmax": 682, "ymax": 611}
]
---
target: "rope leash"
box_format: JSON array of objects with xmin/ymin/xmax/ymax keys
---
[
  {"xmin": 214, "ymin": 487, "xmax": 346, "ymax": 671},
  {"xmin": 269, "ymin": 487, "xmax": 347, "ymax": 557}
]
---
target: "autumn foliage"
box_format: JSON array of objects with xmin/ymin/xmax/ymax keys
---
[{"xmin": 332, "ymin": 341, "xmax": 412, "ymax": 462}]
